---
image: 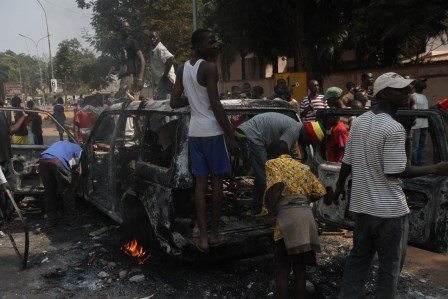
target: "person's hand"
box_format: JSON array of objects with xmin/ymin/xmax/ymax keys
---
[
  {"xmin": 226, "ymin": 137, "xmax": 240, "ymax": 154},
  {"xmin": 433, "ymin": 161, "xmax": 448, "ymax": 175},
  {"xmin": 1, "ymin": 182, "xmax": 10, "ymax": 192}
]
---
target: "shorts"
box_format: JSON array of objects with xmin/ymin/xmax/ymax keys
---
[
  {"xmin": 273, "ymin": 239, "xmax": 317, "ymax": 272},
  {"xmin": 188, "ymin": 135, "xmax": 231, "ymax": 177},
  {"xmin": 12, "ymin": 135, "xmax": 28, "ymax": 144}
]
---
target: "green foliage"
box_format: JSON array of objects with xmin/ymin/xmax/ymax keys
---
[
  {"xmin": 53, "ymin": 38, "xmax": 114, "ymax": 92},
  {"xmin": 0, "ymin": 50, "xmax": 46, "ymax": 94}
]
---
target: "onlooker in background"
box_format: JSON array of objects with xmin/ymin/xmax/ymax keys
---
[
  {"xmin": 360, "ymin": 72, "xmax": 374, "ymax": 95},
  {"xmin": 39, "ymin": 140, "xmax": 82, "ymax": 229},
  {"xmin": 264, "ymin": 140, "xmax": 325, "ymax": 299},
  {"xmin": 242, "ymin": 82, "xmax": 252, "ymax": 98},
  {"xmin": 148, "ymin": 31, "xmax": 175, "ymax": 101},
  {"xmin": 0, "ymin": 97, "xmax": 5, "ymax": 107},
  {"xmin": 271, "ymin": 78, "xmax": 287, "ymax": 99},
  {"xmin": 11, "ymin": 96, "xmax": 28, "ymax": 144},
  {"xmin": 0, "ymin": 103, "xmax": 26, "ymax": 222},
  {"xmin": 340, "ymin": 81, "xmax": 355, "ymax": 107},
  {"xmin": 275, "ymin": 85, "xmax": 299, "ymax": 113},
  {"xmin": 117, "ymin": 21, "xmax": 146, "ymax": 100},
  {"xmin": 170, "ymin": 29, "xmax": 238, "ymax": 252},
  {"xmin": 353, "ymin": 90, "xmax": 369, "ymax": 108},
  {"xmin": 53, "ymin": 97, "xmax": 66, "ymax": 141},
  {"xmin": 350, "ymin": 99, "xmax": 365, "ymax": 110},
  {"xmin": 325, "ymin": 115, "xmax": 348, "ymax": 163},
  {"xmin": 252, "ymin": 86, "xmax": 264, "ymax": 99},
  {"xmin": 26, "ymin": 100, "xmax": 43, "ymax": 145},
  {"xmin": 411, "ymin": 78, "xmax": 429, "ymax": 166},
  {"xmin": 335, "ymin": 72, "xmax": 448, "ymax": 298},
  {"xmin": 230, "ymin": 85, "xmax": 241, "ymax": 99},
  {"xmin": 74, "ymin": 98, "xmax": 98, "ymax": 143},
  {"xmin": 300, "ymin": 80, "xmax": 327, "ymax": 121},
  {"xmin": 323, "ymin": 87, "xmax": 343, "ymax": 108}
]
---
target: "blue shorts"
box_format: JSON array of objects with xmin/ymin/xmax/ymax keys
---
[{"xmin": 188, "ymin": 135, "xmax": 231, "ymax": 177}]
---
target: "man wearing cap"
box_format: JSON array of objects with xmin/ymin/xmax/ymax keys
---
[
  {"xmin": 236, "ymin": 112, "xmax": 324, "ymax": 215},
  {"xmin": 334, "ymin": 72, "xmax": 448, "ymax": 298}
]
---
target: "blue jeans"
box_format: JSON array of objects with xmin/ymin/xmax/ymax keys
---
[
  {"xmin": 412, "ymin": 128, "xmax": 428, "ymax": 166},
  {"xmin": 339, "ymin": 214, "xmax": 409, "ymax": 299}
]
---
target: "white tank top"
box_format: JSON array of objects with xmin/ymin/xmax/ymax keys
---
[{"xmin": 183, "ymin": 59, "xmax": 223, "ymax": 137}]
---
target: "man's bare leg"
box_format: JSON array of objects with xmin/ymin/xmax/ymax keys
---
[
  {"xmin": 195, "ymin": 176, "xmax": 208, "ymax": 251},
  {"xmin": 209, "ymin": 174, "xmax": 224, "ymax": 244}
]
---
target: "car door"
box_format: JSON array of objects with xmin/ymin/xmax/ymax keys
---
[
  {"xmin": 83, "ymin": 111, "xmax": 120, "ymax": 216},
  {"xmin": 0, "ymin": 106, "xmax": 76, "ymax": 198},
  {"xmin": 313, "ymin": 108, "xmax": 448, "ymax": 253}
]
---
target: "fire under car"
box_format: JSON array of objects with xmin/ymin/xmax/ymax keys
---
[{"xmin": 4, "ymin": 101, "xmax": 448, "ymax": 260}]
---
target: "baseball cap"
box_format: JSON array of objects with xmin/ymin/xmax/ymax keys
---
[
  {"xmin": 373, "ymin": 72, "xmax": 414, "ymax": 96},
  {"xmin": 323, "ymin": 87, "xmax": 343, "ymax": 102}
]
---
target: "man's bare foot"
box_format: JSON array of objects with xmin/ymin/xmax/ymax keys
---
[
  {"xmin": 209, "ymin": 234, "xmax": 230, "ymax": 247},
  {"xmin": 195, "ymin": 236, "xmax": 209, "ymax": 252}
]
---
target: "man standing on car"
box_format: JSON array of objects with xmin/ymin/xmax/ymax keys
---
[
  {"xmin": 0, "ymin": 105, "xmax": 26, "ymax": 222},
  {"xmin": 117, "ymin": 20, "xmax": 146, "ymax": 101},
  {"xmin": 39, "ymin": 140, "xmax": 82, "ymax": 229},
  {"xmin": 335, "ymin": 72, "xmax": 448, "ymax": 298},
  {"xmin": 148, "ymin": 31, "xmax": 176, "ymax": 101},
  {"xmin": 170, "ymin": 29, "xmax": 238, "ymax": 252}
]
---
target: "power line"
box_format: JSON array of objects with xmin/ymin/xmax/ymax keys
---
[{"xmin": 41, "ymin": 0, "xmax": 91, "ymax": 18}]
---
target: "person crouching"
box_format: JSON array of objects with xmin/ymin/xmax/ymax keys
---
[{"xmin": 264, "ymin": 140, "xmax": 326, "ymax": 298}]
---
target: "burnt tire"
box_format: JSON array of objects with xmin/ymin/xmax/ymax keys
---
[{"xmin": 121, "ymin": 196, "xmax": 159, "ymax": 251}]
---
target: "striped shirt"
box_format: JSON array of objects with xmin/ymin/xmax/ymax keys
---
[
  {"xmin": 343, "ymin": 111, "xmax": 410, "ymax": 217},
  {"xmin": 300, "ymin": 94, "xmax": 327, "ymax": 122}
]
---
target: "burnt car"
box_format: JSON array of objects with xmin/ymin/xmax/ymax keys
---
[
  {"xmin": 0, "ymin": 107, "xmax": 76, "ymax": 199},
  {"xmin": 79, "ymin": 99, "xmax": 308, "ymax": 260},
  {"xmin": 314, "ymin": 108, "xmax": 448, "ymax": 254}
]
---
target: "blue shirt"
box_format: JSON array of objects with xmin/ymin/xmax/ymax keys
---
[{"xmin": 40, "ymin": 141, "xmax": 82, "ymax": 171}]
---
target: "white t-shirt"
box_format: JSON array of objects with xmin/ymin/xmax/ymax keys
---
[
  {"xmin": 148, "ymin": 42, "xmax": 176, "ymax": 86},
  {"xmin": 183, "ymin": 59, "xmax": 223, "ymax": 137},
  {"xmin": 412, "ymin": 93, "xmax": 429, "ymax": 129},
  {"xmin": 0, "ymin": 167, "xmax": 6, "ymax": 185},
  {"xmin": 343, "ymin": 111, "xmax": 410, "ymax": 217}
]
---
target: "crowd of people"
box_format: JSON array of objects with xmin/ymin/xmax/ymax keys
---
[{"xmin": 3, "ymin": 25, "xmax": 448, "ymax": 298}]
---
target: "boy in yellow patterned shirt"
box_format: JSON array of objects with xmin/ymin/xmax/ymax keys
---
[{"xmin": 265, "ymin": 140, "xmax": 326, "ymax": 298}]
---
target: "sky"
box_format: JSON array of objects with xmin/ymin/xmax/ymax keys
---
[{"xmin": 0, "ymin": 0, "xmax": 94, "ymax": 58}]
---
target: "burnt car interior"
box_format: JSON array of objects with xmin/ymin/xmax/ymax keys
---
[{"xmin": 171, "ymin": 110, "xmax": 300, "ymax": 245}]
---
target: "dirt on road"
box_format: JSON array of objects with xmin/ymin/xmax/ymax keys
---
[{"xmin": 0, "ymin": 198, "xmax": 447, "ymax": 299}]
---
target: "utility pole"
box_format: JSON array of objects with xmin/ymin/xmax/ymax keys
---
[
  {"xmin": 35, "ymin": 0, "xmax": 54, "ymax": 81},
  {"xmin": 192, "ymin": 0, "xmax": 198, "ymax": 30}
]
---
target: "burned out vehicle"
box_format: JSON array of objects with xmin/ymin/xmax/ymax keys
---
[
  {"xmin": 314, "ymin": 108, "xmax": 448, "ymax": 254},
  {"xmin": 79, "ymin": 99, "xmax": 305, "ymax": 259},
  {"xmin": 80, "ymin": 100, "xmax": 448, "ymax": 260},
  {"xmin": 0, "ymin": 107, "xmax": 75, "ymax": 199}
]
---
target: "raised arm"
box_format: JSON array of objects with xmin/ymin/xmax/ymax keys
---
[{"xmin": 136, "ymin": 49, "xmax": 146, "ymax": 90}]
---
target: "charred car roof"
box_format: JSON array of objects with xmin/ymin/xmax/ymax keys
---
[{"xmin": 109, "ymin": 99, "xmax": 296, "ymax": 114}]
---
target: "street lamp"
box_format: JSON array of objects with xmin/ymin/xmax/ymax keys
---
[
  {"xmin": 35, "ymin": 0, "xmax": 54, "ymax": 81},
  {"xmin": 192, "ymin": 0, "xmax": 198, "ymax": 30},
  {"xmin": 18, "ymin": 33, "xmax": 48, "ymax": 87}
]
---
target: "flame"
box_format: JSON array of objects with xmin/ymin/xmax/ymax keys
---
[{"xmin": 121, "ymin": 239, "xmax": 150, "ymax": 264}]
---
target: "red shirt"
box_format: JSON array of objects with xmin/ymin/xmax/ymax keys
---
[
  {"xmin": 74, "ymin": 110, "xmax": 97, "ymax": 142},
  {"xmin": 326, "ymin": 121, "xmax": 348, "ymax": 163}
]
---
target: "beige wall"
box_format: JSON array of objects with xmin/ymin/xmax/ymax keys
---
[{"xmin": 323, "ymin": 62, "xmax": 448, "ymax": 106}]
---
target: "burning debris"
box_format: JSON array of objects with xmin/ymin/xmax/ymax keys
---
[{"xmin": 121, "ymin": 239, "xmax": 150, "ymax": 265}]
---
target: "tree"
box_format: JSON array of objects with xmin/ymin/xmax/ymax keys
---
[
  {"xmin": 53, "ymin": 38, "xmax": 114, "ymax": 93},
  {"xmin": 207, "ymin": 0, "xmax": 448, "ymax": 80},
  {"xmin": 0, "ymin": 50, "xmax": 44, "ymax": 95}
]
